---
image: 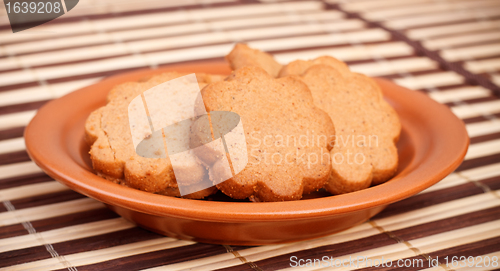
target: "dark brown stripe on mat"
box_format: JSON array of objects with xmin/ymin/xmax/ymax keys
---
[
  {"xmin": 27, "ymin": 53, "xmax": 136, "ymax": 71},
  {"xmin": 470, "ymin": 132, "xmax": 500, "ymax": 145},
  {"xmin": 216, "ymin": 234, "xmax": 396, "ymax": 271},
  {"xmin": 0, "ymin": 81, "xmax": 40, "ymax": 93},
  {"xmin": 373, "ymin": 182, "xmax": 484, "ymax": 219},
  {"xmin": 0, "ymin": 203, "xmax": 7, "ymax": 213},
  {"xmin": 381, "ymin": 68, "xmax": 446, "ymax": 80},
  {"xmin": 401, "ymin": 15, "xmax": 500, "ymax": 31},
  {"xmin": 0, "ymin": 223, "xmax": 26, "ymax": 239},
  {"xmin": 53, "ymin": 227, "xmax": 162, "ymax": 255},
  {"xmin": 480, "ymin": 175, "xmax": 500, "ymax": 191},
  {"xmin": 0, "ymin": 203, "xmax": 114, "ymax": 239},
  {"xmin": 0, "ymin": 151, "xmax": 31, "ymax": 166},
  {"xmin": 392, "ymin": 206, "xmax": 500, "ymax": 241},
  {"xmin": 155, "ymin": 57, "xmax": 226, "ymax": 71},
  {"xmin": 421, "ymin": 83, "xmax": 472, "ymax": 94},
  {"xmin": 454, "ymin": 95, "xmax": 500, "ymax": 106},
  {"xmin": 0, "ymin": 67, "xmax": 141, "ymax": 94},
  {"xmin": 343, "ymin": 54, "xmax": 418, "ymax": 66},
  {"xmin": 30, "ymin": 207, "xmax": 118, "ymax": 233},
  {"xmin": 430, "ymin": 37, "xmax": 500, "ymax": 51},
  {"xmin": 0, "ymin": 245, "xmax": 52, "ymax": 268},
  {"xmin": 0, "ymin": 100, "xmax": 49, "ymax": 116},
  {"xmin": 462, "ymin": 115, "xmax": 492, "ymax": 124},
  {"xmin": 215, "ymin": 264, "xmax": 254, "ymax": 271},
  {"xmin": 0, "ymin": 172, "xmax": 52, "ymax": 190},
  {"xmin": 45, "ymin": 66, "xmax": 149, "ymax": 85},
  {"xmin": 1, "ymin": 228, "xmax": 161, "ymax": 269},
  {"xmin": 40, "ymin": 55, "xmax": 221, "ymax": 87},
  {"xmin": 456, "ymin": 153, "xmax": 500, "ymax": 172},
  {"xmin": 268, "ymin": 39, "xmax": 398, "ymax": 56},
  {"xmin": 9, "ymin": 190, "xmax": 87, "ymax": 210},
  {"xmin": 464, "ymin": 111, "xmax": 500, "ymax": 122},
  {"xmin": 55, "ymin": 242, "xmax": 228, "ymax": 271},
  {"xmin": 444, "ymin": 96, "xmax": 499, "ymax": 108},
  {"xmin": 423, "ymin": 83, "xmax": 471, "ymax": 91},
  {"xmin": 0, "ymin": 127, "xmax": 25, "ymax": 141},
  {"xmin": 465, "ymin": 51, "xmax": 500, "ymax": 62},
  {"xmin": 231, "ymin": 245, "xmax": 256, "ymax": 251}
]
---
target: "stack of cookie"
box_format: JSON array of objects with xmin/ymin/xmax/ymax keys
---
[{"xmin": 85, "ymin": 44, "xmax": 400, "ymax": 202}]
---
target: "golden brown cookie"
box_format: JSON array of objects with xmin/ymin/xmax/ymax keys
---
[
  {"xmin": 226, "ymin": 43, "xmax": 282, "ymax": 77},
  {"xmin": 279, "ymin": 56, "xmax": 350, "ymax": 77},
  {"xmin": 196, "ymin": 66, "xmax": 335, "ymax": 201},
  {"xmin": 85, "ymin": 72, "xmax": 225, "ymax": 199},
  {"xmin": 279, "ymin": 56, "xmax": 401, "ymax": 194}
]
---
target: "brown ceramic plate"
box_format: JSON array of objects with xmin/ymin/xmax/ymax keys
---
[{"xmin": 25, "ymin": 60, "xmax": 469, "ymax": 245}]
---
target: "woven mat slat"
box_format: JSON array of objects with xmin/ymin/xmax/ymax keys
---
[{"xmin": 1, "ymin": 0, "xmax": 500, "ymax": 270}]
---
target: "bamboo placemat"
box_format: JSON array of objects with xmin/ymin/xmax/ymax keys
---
[{"xmin": 1, "ymin": 0, "xmax": 500, "ymax": 270}]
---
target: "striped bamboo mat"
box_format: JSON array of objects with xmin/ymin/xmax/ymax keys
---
[{"xmin": 1, "ymin": 0, "xmax": 500, "ymax": 270}]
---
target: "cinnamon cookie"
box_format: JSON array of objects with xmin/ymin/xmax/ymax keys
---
[
  {"xmin": 85, "ymin": 72, "xmax": 225, "ymax": 199},
  {"xmin": 280, "ymin": 56, "xmax": 401, "ymax": 194},
  {"xmin": 226, "ymin": 43, "xmax": 282, "ymax": 77},
  {"xmin": 195, "ymin": 66, "xmax": 335, "ymax": 201}
]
